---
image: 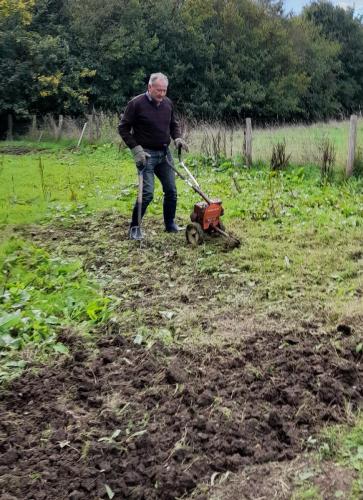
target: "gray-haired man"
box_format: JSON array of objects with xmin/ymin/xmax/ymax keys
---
[{"xmin": 118, "ymin": 72, "xmax": 188, "ymax": 239}]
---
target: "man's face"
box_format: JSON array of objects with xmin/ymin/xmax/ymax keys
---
[{"xmin": 148, "ymin": 79, "xmax": 168, "ymax": 103}]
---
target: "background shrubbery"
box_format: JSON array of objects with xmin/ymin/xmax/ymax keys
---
[{"xmin": 1, "ymin": 0, "xmax": 363, "ymax": 134}]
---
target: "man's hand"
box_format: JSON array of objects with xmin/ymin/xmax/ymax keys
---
[
  {"xmin": 131, "ymin": 145, "xmax": 150, "ymax": 168},
  {"xmin": 174, "ymin": 138, "xmax": 189, "ymax": 152}
]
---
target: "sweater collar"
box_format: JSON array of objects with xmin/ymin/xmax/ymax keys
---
[{"xmin": 145, "ymin": 91, "xmax": 162, "ymax": 107}]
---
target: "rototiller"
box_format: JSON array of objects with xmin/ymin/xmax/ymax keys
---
[{"xmin": 166, "ymin": 146, "xmax": 240, "ymax": 248}]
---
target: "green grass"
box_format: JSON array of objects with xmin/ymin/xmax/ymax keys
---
[
  {"xmin": 0, "ymin": 139, "xmax": 77, "ymax": 151},
  {"xmin": 318, "ymin": 416, "xmax": 363, "ymax": 497},
  {"xmin": 290, "ymin": 416, "xmax": 363, "ymax": 499},
  {"xmin": 0, "ymin": 142, "xmax": 134, "ymax": 380},
  {"xmin": 292, "ymin": 486, "xmax": 322, "ymax": 500},
  {"xmin": 0, "ymin": 143, "xmax": 134, "ymax": 226}
]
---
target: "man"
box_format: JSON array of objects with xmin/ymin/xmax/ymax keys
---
[{"xmin": 118, "ymin": 72, "xmax": 188, "ymax": 239}]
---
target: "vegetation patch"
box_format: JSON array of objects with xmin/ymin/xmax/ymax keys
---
[{"xmin": 0, "ymin": 238, "xmax": 111, "ymax": 381}]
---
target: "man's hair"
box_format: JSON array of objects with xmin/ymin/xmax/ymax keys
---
[{"xmin": 149, "ymin": 72, "xmax": 168, "ymax": 86}]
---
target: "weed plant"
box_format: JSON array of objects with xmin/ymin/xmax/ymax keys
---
[
  {"xmin": 319, "ymin": 137, "xmax": 336, "ymax": 185},
  {"xmin": 0, "ymin": 238, "xmax": 112, "ymax": 381},
  {"xmin": 270, "ymin": 139, "xmax": 291, "ymax": 171}
]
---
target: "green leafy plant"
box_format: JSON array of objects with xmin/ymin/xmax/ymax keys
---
[{"xmin": 0, "ymin": 239, "xmax": 112, "ymax": 355}]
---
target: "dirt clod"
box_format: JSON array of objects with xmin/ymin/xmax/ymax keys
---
[
  {"xmin": 337, "ymin": 323, "xmax": 353, "ymax": 335},
  {"xmin": 166, "ymin": 359, "xmax": 188, "ymax": 384}
]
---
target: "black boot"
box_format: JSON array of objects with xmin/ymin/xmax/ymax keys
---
[
  {"xmin": 163, "ymin": 194, "xmax": 177, "ymax": 231},
  {"xmin": 165, "ymin": 222, "xmax": 182, "ymax": 232}
]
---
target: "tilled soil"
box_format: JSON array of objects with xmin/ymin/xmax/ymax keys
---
[{"xmin": 1, "ymin": 326, "xmax": 362, "ymax": 500}]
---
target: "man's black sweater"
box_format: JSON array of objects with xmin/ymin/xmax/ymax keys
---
[{"xmin": 118, "ymin": 93, "xmax": 181, "ymax": 150}]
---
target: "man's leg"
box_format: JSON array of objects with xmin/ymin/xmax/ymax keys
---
[
  {"xmin": 130, "ymin": 154, "xmax": 155, "ymax": 227},
  {"xmin": 155, "ymin": 149, "xmax": 178, "ymax": 231}
]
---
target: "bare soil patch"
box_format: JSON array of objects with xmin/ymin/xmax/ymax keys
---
[
  {"xmin": 1, "ymin": 324, "xmax": 362, "ymax": 499},
  {"xmin": 0, "ymin": 146, "xmax": 49, "ymax": 155}
]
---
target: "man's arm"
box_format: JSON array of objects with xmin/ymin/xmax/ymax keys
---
[
  {"xmin": 118, "ymin": 99, "xmax": 150, "ymax": 167},
  {"xmin": 118, "ymin": 100, "xmax": 138, "ymax": 149},
  {"xmin": 169, "ymin": 104, "xmax": 181, "ymax": 140}
]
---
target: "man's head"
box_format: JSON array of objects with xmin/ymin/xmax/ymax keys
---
[{"xmin": 148, "ymin": 72, "xmax": 168, "ymax": 104}]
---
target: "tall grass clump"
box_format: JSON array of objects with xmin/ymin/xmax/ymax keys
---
[
  {"xmin": 200, "ymin": 123, "xmax": 230, "ymax": 159},
  {"xmin": 37, "ymin": 157, "xmax": 50, "ymax": 200},
  {"xmin": 319, "ymin": 137, "xmax": 336, "ymax": 184},
  {"xmin": 270, "ymin": 139, "xmax": 290, "ymax": 171},
  {"xmin": 353, "ymin": 146, "xmax": 363, "ymax": 178}
]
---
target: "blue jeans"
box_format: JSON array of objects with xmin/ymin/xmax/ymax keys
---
[{"xmin": 131, "ymin": 148, "xmax": 177, "ymax": 228}]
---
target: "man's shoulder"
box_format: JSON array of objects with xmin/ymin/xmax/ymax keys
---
[
  {"xmin": 129, "ymin": 93, "xmax": 147, "ymax": 106},
  {"xmin": 124, "ymin": 94, "xmax": 147, "ymax": 112}
]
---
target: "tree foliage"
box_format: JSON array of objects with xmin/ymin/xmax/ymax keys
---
[
  {"xmin": 304, "ymin": 0, "xmax": 363, "ymax": 114},
  {"xmin": 0, "ymin": 0, "xmax": 96, "ymax": 117},
  {"xmin": 1, "ymin": 0, "xmax": 363, "ymax": 124},
  {"xmin": 0, "ymin": 0, "xmax": 35, "ymax": 24}
]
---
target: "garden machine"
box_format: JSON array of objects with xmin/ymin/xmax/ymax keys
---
[{"xmin": 165, "ymin": 146, "xmax": 240, "ymax": 248}]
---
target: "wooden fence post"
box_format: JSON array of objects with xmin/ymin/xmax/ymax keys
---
[
  {"xmin": 7, "ymin": 114, "xmax": 13, "ymax": 141},
  {"xmin": 244, "ymin": 118, "xmax": 252, "ymax": 167},
  {"xmin": 94, "ymin": 110, "xmax": 101, "ymax": 141},
  {"xmin": 50, "ymin": 114, "xmax": 57, "ymax": 139},
  {"xmin": 77, "ymin": 122, "xmax": 88, "ymax": 147},
  {"xmin": 87, "ymin": 113, "xmax": 94, "ymax": 143},
  {"xmin": 56, "ymin": 114, "xmax": 63, "ymax": 141},
  {"xmin": 30, "ymin": 115, "xmax": 37, "ymax": 136},
  {"xmin": 346, "ymin": 114, "xmax": 358, "ymax": 177}
]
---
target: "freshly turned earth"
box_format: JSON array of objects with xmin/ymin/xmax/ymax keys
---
[{"xmin": 1, "ymin": 327, "xmax": 362, "ymax": 499}]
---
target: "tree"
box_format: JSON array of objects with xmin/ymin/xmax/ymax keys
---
[
  {"xmin": 1, "ymin": 0, "xmax": 359, "ymax": 124},
  {"xmin": 0, "ymin": 0, "xmax": 96, "ymax": 121},
  {"xmin": 304, "ymin": 1, "xmax": 363, "ymax": 114}
]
